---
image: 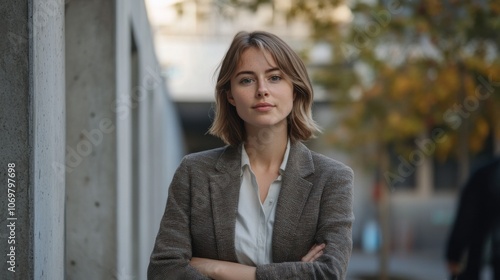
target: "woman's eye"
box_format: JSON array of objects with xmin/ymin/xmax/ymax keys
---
[
  {"xmin": 240, "ymin": 78, "xmax": 253, "ymax": 85},
  {"xmin": 270, "ymin": 75, "xmax": 282, "ymax": 82}
]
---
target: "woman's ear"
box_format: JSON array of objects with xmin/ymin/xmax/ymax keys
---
[{"xmin": 227, "ymin": 90, "xmax": 236, "ymax": 106}]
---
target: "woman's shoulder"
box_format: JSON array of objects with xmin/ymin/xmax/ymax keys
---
[
  {"xmin": 183, "ymin": 145, "xmax": 230, "ymax": 162},
  {"xmin": 290, "ymin": 141, "xmax": 353, "ymax": 177},
  {"xmin": 181, "ymin": 145, "xmax": 242, "ymax": 170},
  {"xmin": 309, "ymin": 150, "xmax": 354, "ymax": 177}
]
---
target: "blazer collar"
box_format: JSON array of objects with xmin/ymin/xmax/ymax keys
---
[
  {"xmin": 209, "ymin": 142, "xmax": 315, "ymax": 262},
  {"xmin": 214, "ymin": 144, "xmax": 242, "ymax": 174},
  {"xmin": 283, "ymin": 141, "xmax": 314, "ymax": 177},
  {"xmin": 210, "ymin": 145, "xmax": 242, "ymax": 261},
  {"xmin": 273, "ymin": 141, "xmax": 315, "ymax": 262},
  {"xmin": 214, "ymin": 141, "xmax": 313, "ymax": 175}
]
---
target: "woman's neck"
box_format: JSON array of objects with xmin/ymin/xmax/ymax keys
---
[{"xmin": 244, "ymin": 124, "xmax": 288, "ymax": 171}]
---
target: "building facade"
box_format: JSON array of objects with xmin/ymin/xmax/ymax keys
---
[{"xmin": 1, "ymin": 0, "xmax": 183, "ymax": 279}]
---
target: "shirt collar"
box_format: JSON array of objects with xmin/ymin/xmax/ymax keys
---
[{"xmin": 241, "ymin": 139, "xmax": 291, "ymax": 175}]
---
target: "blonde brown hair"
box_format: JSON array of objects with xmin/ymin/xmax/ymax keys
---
[{"xmin": 209, "ymin": 31, "xmax": 321, "ymax": 146}]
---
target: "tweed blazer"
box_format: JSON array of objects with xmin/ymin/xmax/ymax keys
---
[{"xmin": 148, "ymin": 141, "xmax": 354, "ymax": 280}]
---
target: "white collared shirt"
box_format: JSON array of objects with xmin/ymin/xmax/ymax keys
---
[{"xmin": 234, "ymin": 139, "xmax": 291, "ymax": 266}]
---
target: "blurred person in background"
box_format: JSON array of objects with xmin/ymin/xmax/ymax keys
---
[
  {"xmin": 446, "ymin": 157, "xmax": 500, "ymax": 280},
  {"xmin": 147, "ymin": 31, "xmax": 354, "ymax": 280}
]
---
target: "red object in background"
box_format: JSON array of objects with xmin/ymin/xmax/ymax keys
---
[{"xmin": 372, "ymin": 180, "xmax": 382, "ymax": 203}]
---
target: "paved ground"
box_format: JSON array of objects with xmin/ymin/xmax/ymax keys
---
[{"xmin": 346, "ymin": 250, "xmax": 449, "ymax": 280}]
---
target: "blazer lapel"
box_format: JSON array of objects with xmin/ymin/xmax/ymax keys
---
[
  {"xmin": 209, "ymin": 145, "xmax": 241, "ymax": 262},
  {"xmin": 272, "ymin": 142, "xmax": 314, "ymax": 262}
]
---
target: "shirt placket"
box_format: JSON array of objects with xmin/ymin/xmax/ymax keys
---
[{"xmin": 249, "ymin": 170, "xmax": 266, "ymax": 265}]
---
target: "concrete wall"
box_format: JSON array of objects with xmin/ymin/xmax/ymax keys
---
[
  {"xmin": 65, "ymin": 0, "xmax": 118, "ymax": 278},
  {"xmin": 0, "ymin": 1, "xmax": 33, "ymax": 279},
  {"xmin": 66, "ymin": 0, "xmax": 184, "ymax": 279},
  {"xmin": 0, "ymin": 0, "xmax": 66, "ymax": 279},
  {"xmin": 131, "ymin": 1, "xmax": 186, "ymax": 276},
  {"xmin": 32, "ymin": 0, "xmax": 66, "ymax": 278},
  {"xmin": 1, "ymin": 0, "xmax": 182, "ymax": 279}
]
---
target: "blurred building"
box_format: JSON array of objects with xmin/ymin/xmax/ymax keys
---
[{"xmin": 1, "ymin": 0, "xmax": 183, "ymax": 279}]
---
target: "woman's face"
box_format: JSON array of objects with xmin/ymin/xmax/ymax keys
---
[{"xmin": 228, "ymin": 47, "xmax": 294, "ymax": 134}]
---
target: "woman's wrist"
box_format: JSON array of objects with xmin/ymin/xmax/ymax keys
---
[
  {"xmin": 209, "ymin": 260, "xmax": 222, "ymax": 278},
  {"xmin": 210, "ymin": 260, "xmax": 256, "ymax": 280}
]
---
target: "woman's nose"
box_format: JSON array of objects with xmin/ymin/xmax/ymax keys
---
[{"xmin": 256, "ymin": 81, "xmax": 269, "ymax": 98}]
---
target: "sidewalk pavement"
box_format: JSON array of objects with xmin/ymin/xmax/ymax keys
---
[{"xmin": 347, "ymin": 250, "xmax": 449, "ymax": 280}]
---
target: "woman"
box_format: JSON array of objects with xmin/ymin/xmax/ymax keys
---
[{"xmin": 148, "ymin": 31, "xmax": 354, "ymax": 280}]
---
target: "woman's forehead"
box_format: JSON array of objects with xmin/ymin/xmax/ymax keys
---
[{"xmin": 236, "ymin": 47, "xmax": 278, "ymax": 69}]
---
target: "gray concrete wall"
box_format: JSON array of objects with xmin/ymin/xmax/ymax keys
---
[
  {"xmin": 118, "ymin": 1, "xmax": 186, "ymax": 278},
  {"xmin": 0, "ymin": 0, "xmax": 66, "ymax": 279},
  {"xmin": 65, "ymin": 0, "xmax": 118, "ymax": 279},
  {"xmin": 0, "ymin": 1, "xmax": 32, "ymax": 279},
  {"xmin": 1, "ymin": 0, "xmax": 182, "ymax": 279},
  {"xmin": 65, "ymin": 0, "xmax": 184, "ymax": 279},
  {"xmin": 32, "ymin": 0, "xmax": 66, "ymax": 279},
  {"xmin": 130, "ymin": 1, "xmax": 188, "ymax": 279},
  {"xmin": 115, "ymin": 0, "xmax": 134, "ymax": 278}
]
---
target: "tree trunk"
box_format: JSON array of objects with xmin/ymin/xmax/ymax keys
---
[{"xmin": 378, "ymin": 149, "xmax": 391, "ymax": 280}]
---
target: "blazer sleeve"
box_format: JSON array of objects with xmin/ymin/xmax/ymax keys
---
[
  {"xmin": 147, "ymin": 156, "xmax": 210, "ymax": 280},
  {"xmin": 255, "ymin": 165, "xmax": 354, "ymax": 280}
]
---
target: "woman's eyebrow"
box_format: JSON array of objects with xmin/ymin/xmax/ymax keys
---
[
  {"xmin": 265, "ymin": 67, "xmax": 280, "ymax": 73},
  {"xmin": 234, "ymin": 70, "xmax": 255, "ymax": 77},
  {"xmin": 234, "ymin": 67, "xmax": 281, "ymax": 77}
]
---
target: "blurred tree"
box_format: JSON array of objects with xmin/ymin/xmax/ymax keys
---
[{"xmin": 285, "ymin": 1, "xmax": 500, "ymax": 278}]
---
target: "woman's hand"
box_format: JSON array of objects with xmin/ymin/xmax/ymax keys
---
[
  {"xmin": 301, "ymin": 243, "xmax": 326, "ymax": 262},
  {"xmin": 190, "ymin": 243, "xmax": 325, "ymax": 279}
]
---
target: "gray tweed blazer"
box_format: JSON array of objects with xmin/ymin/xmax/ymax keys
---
[{"xmin": 148, "ymin": 141, "xmax": 354, "ymax": 280}]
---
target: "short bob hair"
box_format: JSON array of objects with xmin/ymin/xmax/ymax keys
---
[{"xmin": 209, "ymin": 31, "xmax": 321, "ymax": 146}]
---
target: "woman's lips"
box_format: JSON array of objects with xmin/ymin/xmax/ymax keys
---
[{"xmin": 252, "ymin": 103, "xmax": 275, "ymax": 112}]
